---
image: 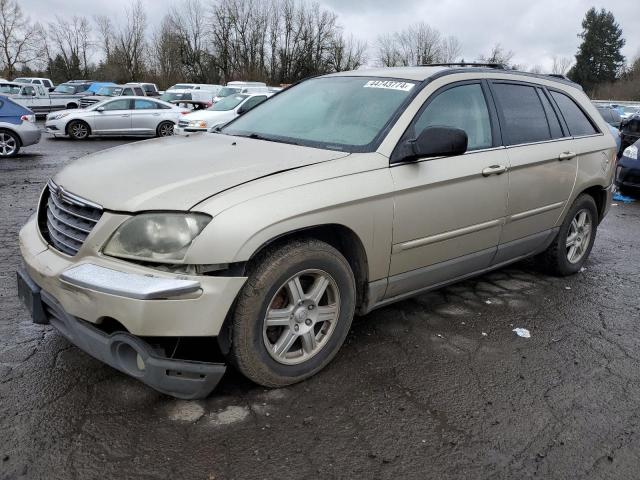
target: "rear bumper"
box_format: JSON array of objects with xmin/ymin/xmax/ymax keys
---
[
  {"xmin": 16, "ymin": 123, "xmax": 41, "ymax": 147},
  {"xmin": 18, "ymin": 268, "xmax": 226, "ymax": 399}
]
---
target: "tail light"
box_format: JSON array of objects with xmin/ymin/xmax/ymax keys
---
[{"xmin": 20, "ymin": 114, "xmax": 35, "ymax": 123}]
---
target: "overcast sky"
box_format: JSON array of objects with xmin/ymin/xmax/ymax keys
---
[{"xmin": 20, "ymin": 0, "xmax": 639, "ymax": 71}]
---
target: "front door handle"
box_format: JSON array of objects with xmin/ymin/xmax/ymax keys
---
[
  {"xmin": 558, "ymin": 151, "xmax": 577, "ymax": 161},
  {"xmin": 482, "ymin": 165, "xmax": 508, "ymax": 177},
  {"xmin": 120, "ymin": 114, "xmax": 130, "ymax": 118}
]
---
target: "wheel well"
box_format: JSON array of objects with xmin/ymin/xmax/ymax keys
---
[
  {"xmin": 248, "ymin": 224, "xmax": 370, "ymax": 312},
  {"xmin": 66, "ymin": 103, "xmax": 78, "ymax": 109},
  {"xmin": 0, "ymin": 128, "xmax": 20, "ymax": 146},
  {"xmin": 580, "ymin": 185, "xmax": 607, "ymax": 223},
  {"xmin": 66, "ymin": 119, "xmax": 91, "ymax": 135}
]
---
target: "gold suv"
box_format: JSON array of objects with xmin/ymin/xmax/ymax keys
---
[{"xmin": 17, "ymin": 66, "xmax": 616, "ymax": 398}]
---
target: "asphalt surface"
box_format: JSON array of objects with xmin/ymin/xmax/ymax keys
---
[{"xmin": 2, "ymin": 129, "xmax": 640, "ymax": 480}]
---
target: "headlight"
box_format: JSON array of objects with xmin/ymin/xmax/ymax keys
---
[
  {"xmin": 103, "ymin": 213, "xmax": 211, "ymax": 263},
  {"xmin": 188, "ymin": 120, "xmax": 207, "ymax": 128},
  {"xmin": 623, "ymin": 145, "xmax": 638, "ymax": 160},
  {"xmin": 49, "ymin": 112, "xmax": 70, "ymax": 120}
]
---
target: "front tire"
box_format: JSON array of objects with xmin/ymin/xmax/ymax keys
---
[
  {"xmin": 156, "ymin": 121, "xmax": 174, "ymax": 137},
  {"xmin": 229, "ymin": 239, "xmax": 356, "ymax": 387},
  {"xmin": 537, "ymin": 194, "xmax": 598, "ymax": 276},
  {"xmin": 67, "ymin": 120, "xmax": 90, "ymax": 140},
  {"xmin": 0, "ymin": 130, "xmax": 20, "ymax": 157}
]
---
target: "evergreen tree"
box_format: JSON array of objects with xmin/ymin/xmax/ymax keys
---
[{"xmin": 569, "ymin": 8, "xmax": 625, "ymax": 92}]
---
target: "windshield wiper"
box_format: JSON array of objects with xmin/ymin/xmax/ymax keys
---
[{"xmin": 241, "ymin": 133, "xmax": 300, "ymax": 146}]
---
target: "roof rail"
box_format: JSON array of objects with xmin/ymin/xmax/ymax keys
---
[{"xmin": 419, "ymin": 62, "xmax": 508, "ymax": 69}]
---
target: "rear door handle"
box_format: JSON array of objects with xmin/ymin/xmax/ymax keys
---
[
  {"xmin": 121, "ymin": 114, "xmax": 130, "ymax": 118},
  {"xmin": 558, "ymin": 151, "xmax": 577, "ymax": 161},
  {"xmin": 482, "ymin": 165, "xmax": 508, "ymax": 176}
]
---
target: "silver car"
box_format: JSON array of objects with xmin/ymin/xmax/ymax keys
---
[
  {"xmin": 0, "ymin": 97, "xmax": 41, "ymax": 157},
  {"xmin": 45, "ymin": 97, "xmax": 189, "ymax": 139}
]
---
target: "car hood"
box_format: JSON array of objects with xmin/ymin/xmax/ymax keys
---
[{"xmin": 53, "ymin": 133, "xmax": 350, "ymax": 212}]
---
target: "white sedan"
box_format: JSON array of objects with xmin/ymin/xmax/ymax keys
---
[
  {"xmin": 45, "ymin": 97, "xmax": 190, "ymax": 140},
  {"xmin": 174, "ymin": 93, "xmax": 272, "ymax": 135}
]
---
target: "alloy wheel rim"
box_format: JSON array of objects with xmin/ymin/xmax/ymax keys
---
[
  {"xmin": 0, "ymin": 133, "xmax": 17, "ymax": 156},
  {"xmin": 72, "ymin": 123, "xmax": 88, "ymax": 138},
  {"xmin": 263, "ymin": 269, "xmax": 340, "ymax": 365},
  {"xmin": 160, "ymin": 123, "xmax": 173, "ymax": 136},
  {"xmin": 566, "ymin": 209, "xmax": 592, "ymax": 264}
]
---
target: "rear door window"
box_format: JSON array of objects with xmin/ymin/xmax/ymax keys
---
[
  {"xmin": 550, "ymin": 91, "xmax": 598, "ymax": 137},
  {"xmin": 134, "ymin": 87, "xmax": 144, "ymax": 96},
  {"xmin": 492, "ymin": 83, "xmax": 552, "ymax": 145},
  {"xmin": 134, "ymin": 99, "xmax": 157, "ymax": 110}
]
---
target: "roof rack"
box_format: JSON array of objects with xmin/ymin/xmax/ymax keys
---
[{"xmin": 419, "ymin": 62, "xmax": 507, "ymax": 69}]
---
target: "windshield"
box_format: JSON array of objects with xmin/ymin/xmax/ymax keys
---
[
  {"xmin": 160, "ymin": 92, "xmax": 192, "ymax": 102},
  {"xmin": 171, "ymin": 84, "xmax": 193, "ymax": 90},
  {"xmin": 623, "ymin": 106, "xmax": 639, "ymax": 114},
  {"xmin": 53, "ymin": 84, "xmax": 75, "ymax": 94},
  {"xmin": 209, "ymin": 94, "xmax": 247, "ymax": 111},
  {"xmin": 217, "ymin": 87, "xmax": 241, "ymax": 98},
  {"xmin": 223, "ymin": 77, "xmax": 417, "ymax": 151},
  {"xmin": 14, "ymin": 78, "xmax": 29, "ymax": 83},
  {"xmin": 0, "ymin": 84, "xmax": 22, "ymax": 94},
  {"xmin": 97, "ymin": 86, "xmax": 122, "ymax": 96}
]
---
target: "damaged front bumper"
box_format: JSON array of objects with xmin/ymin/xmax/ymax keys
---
[{"xmin": 17, "ymin": 267, "xmax": 226, "ymax": 399}]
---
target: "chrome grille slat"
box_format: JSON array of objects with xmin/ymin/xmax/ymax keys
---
[
  {"xmin": 39, "ymin": 181, "xmax": 103, "ymax": 256},
  {"xmin": 47, "ymin": 208, "xmax": 93, "ymax": 234},
  {"xmin": 46, "ymin": 211, "xmax": 86, "ymax": 243},
  {"xmin": 48, "ymin": 189, "xmax": 100, "ymax": 222}
]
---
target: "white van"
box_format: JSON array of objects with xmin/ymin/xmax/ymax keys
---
[{"xmin": 213, "ymin": 82, "xmax": 269, "ymax": 103}]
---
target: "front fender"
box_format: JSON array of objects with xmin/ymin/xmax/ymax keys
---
[{"xmin": 186, "ymin": 157, "xmax": 394, "ymax": 282}]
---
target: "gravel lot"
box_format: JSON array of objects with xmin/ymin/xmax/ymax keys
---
[{"xmin": 2, "ymin": 129, "xmax": 640, "ymax": 480}]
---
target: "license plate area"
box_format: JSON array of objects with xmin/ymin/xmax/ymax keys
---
[{"xmin": 16, "ymin": 269, "xmax": 48, "ymax": 325}]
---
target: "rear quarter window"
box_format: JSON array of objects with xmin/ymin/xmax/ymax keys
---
[{"xmin": 550, "ymin": 91, "xmax": 598, "ymax": 137}]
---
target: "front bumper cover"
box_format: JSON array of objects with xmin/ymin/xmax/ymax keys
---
[{"xmin": 18, "ymin": 268, "xmax": 226, "ymax": 399}]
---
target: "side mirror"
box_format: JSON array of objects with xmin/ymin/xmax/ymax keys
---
[
  {"xmin": 96, "ymin": 106, "xmax": 105, "ymax": 112},
  {"xmin": 392, "ymin": 126, "xmax": 468, "ymax": 164}
]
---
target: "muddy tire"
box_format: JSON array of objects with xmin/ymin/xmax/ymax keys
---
[
  {"xmin": 537, "ymin": 194, "xmax": 598, "ymax": 276},
  {"xmin": 228, "ymin": 239, "xmax": 356, "ymax": 387}
]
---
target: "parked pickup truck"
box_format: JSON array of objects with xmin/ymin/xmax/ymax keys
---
[{"xmin": 1, "ymin": 82, "xmax": 85, "ymax": 115}]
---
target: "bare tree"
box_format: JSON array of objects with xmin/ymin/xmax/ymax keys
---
[
  {"xmin": 376, "ymin": 33, "xmax": 400, "ymax": 67},
  {"xmin": 478, "ymin": 43, "xmax": 514, "ymax": 66},
  {"xmin": 551, "ymin": 55, "xmax": 572, "ymax": 75},
  {"xmin": 112, "ymin": 0, "xmax": 148, "ymax": 80},
  {"xmin": 47, "ymin": 16, "xmax": 93, "ymax": 77},
  {"xmin": 376, "ymin": 23, "xmax": 462, "ymax": 67},
  {"xmin": 440, "ymin": 36, "xmax": 462, "ymax": 63},
  {"xmin": 528, "ymin": 64, "xmax": 543, "ymax": 74},
  {"xmin": 93, "ymin": 15, "xmax": 113, "ymax": 59},
  {"xmin": 0, "ymin": 0, "xmax": 40, "ymax": 78},
  {"xmin": 327, "ymin": 33, "xmax": 367, "ymax": 72}
]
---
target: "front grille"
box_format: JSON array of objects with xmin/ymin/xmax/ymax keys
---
[
  {"xmin": 38, "ymin": 180, "xmax": 103, "ymax": 256},
  {"xmin": 79, "ymin": 98, "xmax": 99, "ymax": 108}
]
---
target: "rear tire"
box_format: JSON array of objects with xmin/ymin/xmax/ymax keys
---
[
  {"xmin": 537, "ymin": 194, "xmax": 598, "ymax": 276},
  {"xmin": 228, "ymin": 239, "xmax": 356, "ymax": 387},
  {"xmin": 67, "ymin": 120, "xmax": 90, "ymax": 140},
  {"xmin": 156, "ymin": 121, "xmax": 174, "ymax": 137},
  {"xmin": 0, "ymin": 129, "xmax": 20, "ymax": 157}
]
